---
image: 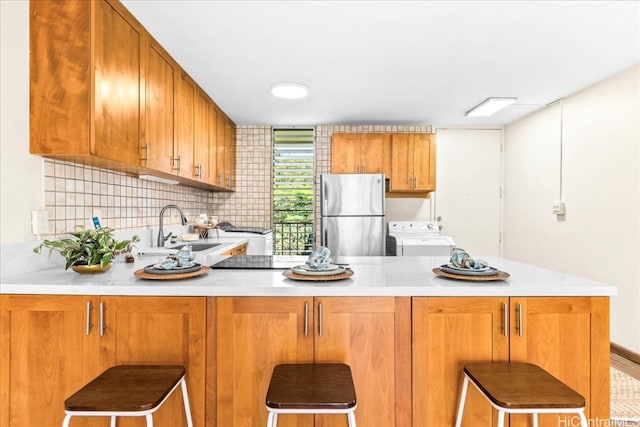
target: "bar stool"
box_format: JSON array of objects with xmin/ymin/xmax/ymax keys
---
[
  {"xmin": 455, "ymin": 362, "xmax": 587, "ymax": 427},
  {"xmin": 265, "ymin": 363, "xmax": 357, "ymax": 427},
  {"xmin": 61, "ymin": 365, "xmax": 193, "ymax": 427}
]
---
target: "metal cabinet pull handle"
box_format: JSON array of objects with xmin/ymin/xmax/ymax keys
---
[
  {"xmin": 318, "ymin": 303, "xmax": 323, "ymax": 337},
  {"xmin": 85, "ymin": 302, "xmax": 94, "ymax": 336},
  {"xmin": 140, "ymin": 143, "xmax": 149, "ymax": 161},
  {"xmin": 99, "ymin": 302, "xmax": 107, "ymax": 337},
  {"xmin": 516, "ymin": 303, "xmax": 523, "ymax": 337},
  {"xmin": 304, "ymin": 302, "xmax": 309, "ymax": 337},
  {"xmin": 502, "ymin": 302, "xmax": 509, "ymax": 337}
]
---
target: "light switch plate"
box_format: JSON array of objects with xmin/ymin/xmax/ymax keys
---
[{"xmin": 32, "ymin": 210, "xmax": 50, "ymax": 235}]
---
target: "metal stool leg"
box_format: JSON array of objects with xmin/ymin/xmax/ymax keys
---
[
  {"xmin": 532, "ymin": 412, "xmax": 539, "ymax": 427},
  {"xmin": 61, "ymin": 414, "xmax": 72, "ymax": 427},
  {"xmin": 578, "ymin": 411, "xmax": 588, "ymax": 427},
  {"xmin": 347, "ymin": 410, "xmax": 357, "ymax": 427},
  {"xmin": 497, "ymin": 410, "xmax": 506, "ymax": 427},
  {"xmin": 266, "ymin": 411, "xmax": 277, "ymax": 427},
  {"xmin": 110, "ymin": 415, "xmax": 117, "ymax": 427},
  {"xmin": 145, "ymin": 413, "xmax": 153, "ymax": 426},
  {"xmin": 179, "ymin": 377, "xmax": 194, "ymax": 427},
  {"xmin": 454, "ymin": 375, "xmax": 470, "ymax": 427}
]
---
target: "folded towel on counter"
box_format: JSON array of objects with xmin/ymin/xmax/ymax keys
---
[
  {"xmin": 450, "ymin": 248, "xmax": 488, "ymax": 270},
  {"xmin": 306, "ymin": 246, "xmax": 333, "ymax": 270}
]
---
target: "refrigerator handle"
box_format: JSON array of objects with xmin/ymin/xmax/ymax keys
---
[{"xmin": 321, "ymin": 178, "xmax": 327, "ymax": 215}]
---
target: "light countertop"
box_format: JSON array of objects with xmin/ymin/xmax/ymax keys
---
[{"xmin": 0, "ymin": 255, "xmax": 617, "ymax": 297}]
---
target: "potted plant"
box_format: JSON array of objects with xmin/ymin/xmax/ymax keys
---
[{"xmin": 34, "ymin": 225, "xmax": 140, "ymax": 273}]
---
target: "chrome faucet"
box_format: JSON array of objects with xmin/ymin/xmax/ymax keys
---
[{"xmin": 157, "ymin": 204, "xmax": 188, "ymax": 247}]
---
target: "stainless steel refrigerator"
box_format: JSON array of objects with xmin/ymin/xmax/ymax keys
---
[{"xmin": 321, "ymin": 173, "xmax": 385, "ymax": 256}]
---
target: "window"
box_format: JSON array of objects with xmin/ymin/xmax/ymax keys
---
[{"xmin": 272, "ymin": 128, "xmax": 315, "ymax": 255}]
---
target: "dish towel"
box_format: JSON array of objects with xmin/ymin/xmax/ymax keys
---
[
  {"xmin": 307, "ymin": 246, "xmax": 333, "ymax": 270},
  {"xmin": 450, "ymin": 248, "xmax": 488, "ymax": 270}
]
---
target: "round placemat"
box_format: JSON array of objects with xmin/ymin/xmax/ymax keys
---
[
  {"xmin": 432, "ymin": 267, "xmax": 509, "ymax": 282},
  {"xmin": 283, "ymin": 269, "xmax": 354, "ymax": 282},
  {"xmin": 134, "ymin": 265, "xmax": 210, "ymax": 280}
]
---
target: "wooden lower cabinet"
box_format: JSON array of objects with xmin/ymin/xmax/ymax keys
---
[
  {"xmin": 215, "ymin": 297, "xmax": 411, "ymax": 427},
  {"xmin": 0, "ymin": 295, "xmax": 206, "ymax": 427},
  {"xmin": 220, "ymin": 242, "xmax": 248, "ymax": 256},
  {"xmin": 412, "ymin": 297, "xmax": 610, "ymax": 427}
]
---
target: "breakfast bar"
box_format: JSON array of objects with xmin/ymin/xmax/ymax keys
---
[{"xmin": 1, "ymin": 256, "xmax": 616, "ymax": 427}]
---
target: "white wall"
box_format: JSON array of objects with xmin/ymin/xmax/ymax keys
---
[
  {"xmin": 0, "ymin": 0, "xmax": 43, "ymax": 244},
  {"xmin": 504, "ymin": 64, "xmax": 640, "ymax": 353}
]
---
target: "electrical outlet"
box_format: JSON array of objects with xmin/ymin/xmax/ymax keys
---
[{"xmin": 552, "ymin": 202, "xmax": 566, "ymax": 215}]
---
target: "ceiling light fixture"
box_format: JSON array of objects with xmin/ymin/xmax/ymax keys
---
[
  {"xmin": 270, "ymin": 82, "xmax": 309, "ymax": 99},
  {"xmin": 465, "ymin": 97, "xmax": 518, "ymax": 117}
]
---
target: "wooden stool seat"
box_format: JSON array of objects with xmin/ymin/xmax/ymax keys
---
[
  {"xmin": 265, "ymin": 363, "xmax": 357, "ymax": 427},
  {"xmin": 62, "ymin": 365, "xmax": 193, "ymax": 427},
  {"xmin": 455, "ymin": 362, "xmax": 588, "ymax": 427}
]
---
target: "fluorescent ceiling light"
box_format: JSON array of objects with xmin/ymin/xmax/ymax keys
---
[
  {"xmin": 138, "ymin": 174, "xmax": 180, "ymax": 185},
  {"xmin": 271, "ymin": 82, "xmax": 309, "ymax": 99},
  {"xmin": 465, "ymin": 97, "xmax": 518, "ymax": 117}
]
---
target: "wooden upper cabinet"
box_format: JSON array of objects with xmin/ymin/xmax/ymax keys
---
[
  {"xmin": 30, "ymin": 0, "xmax": 143, "ymax": 166},
  {"xmin": 193, "ymin": 89, "xmax": 211, "ymax": 182},
  {"xmin": 225, "ymin": 118, "xmax": 237, "ymax": 190},
  {"xmin": 331, "ymin": 133, "xmax": 386, "ymax": 174},
  {"xmin": 142, "ymin": 36, "xmax": 175, "ymax": 174},
  {"xmin": 215, "ymin": 107, "xmax": 227, "ymax": 188},
  {"xmin": 93, "ymin": 0, "xmax": 143, "ymax": 165},
  {"xmin": 389, "ymin": 133, "xmax": 436, "ymax": 193},
  {"xmin": 175, "ymin": 73, "xmax": 196, "ymax": 178},
  {"xmin": 29, "ymin": 0, "xmax": 236, "ymax": 191}
]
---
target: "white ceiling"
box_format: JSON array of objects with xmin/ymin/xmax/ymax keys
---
[{"xmin": 121, "ymin": 0, "xmax": 640, "ymax": 127}]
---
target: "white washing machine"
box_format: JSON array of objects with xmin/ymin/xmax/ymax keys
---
[{"xmin": 387, "ymin": 221, "xmax": 455, "ymax": 256}]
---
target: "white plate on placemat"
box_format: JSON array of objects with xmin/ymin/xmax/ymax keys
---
[
  {"xmin": 292, "ymin": 265, "xmax": 345, "ymax": 276},
  {"xmin": 440, "ymin": 264, "xmax": 498, "ymax": 277}
]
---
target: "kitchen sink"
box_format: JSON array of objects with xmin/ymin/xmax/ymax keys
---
[{"xmin": 169, "ymin": 243, "xmax": 222, "ymax": 252}]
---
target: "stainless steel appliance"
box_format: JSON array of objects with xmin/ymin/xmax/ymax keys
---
[
  {"xmin": 386, "ymin": 221, "xmax": 455, "ymax": 256},
  {"xmin": 321, "ymin": 173, "xmax": 385, "ymax": 256},
  {"xmin": 216, "ymin": 222, "xmax": 274, "ymax": 255}
]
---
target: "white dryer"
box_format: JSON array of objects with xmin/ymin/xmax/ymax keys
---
[{"xmin": 387, "ymin": 221, "xmax": 455, "ymax": 256}]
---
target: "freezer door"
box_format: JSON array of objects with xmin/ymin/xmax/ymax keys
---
[
  {"xmin": 321, "ymin": 216, "xmax": 385, "ymax": 256},
  {"xmin": 321, "ymin": 174, "xmax": 385, "ymax": 216}
]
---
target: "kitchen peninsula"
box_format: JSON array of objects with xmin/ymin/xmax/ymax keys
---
[{"xmin": 1, "ymin": 256, "xmax": 616, "ymax": 427}]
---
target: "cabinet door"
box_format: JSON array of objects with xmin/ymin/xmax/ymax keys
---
[
  {"xmin": 215, "ymin": 107, "xmax": 227, "ymax": 187},
  {"xmin": 331, "ymin": 134, "xmax": 362, "ymax": 173},
  {"xmin": 143, "ymin": 37, "xmax": 175, "ymax": 174},
  {"xmin": 216, "ymin": 297, "xmax": 314, "ymax": 427},
  {"xmin": 412, "ymin": 297, "xmax": 509, "ymax": 427},
  {"xmin": 0, "ymin": 295, "xmax": 101, "ymax": 427},
  {"xmin": 93, "ymin": 0, "xmax": 142, "ymax": 165},
  {"xmin": 314, "ymin": 297, "xmax": 411, "ymax": 427},
  {"xmin": 389, "ymin": 134, "xmax": 413, "ymax": 191},
  {"xmin": 509, "ymin": 297, "xmax": 610, "ymax": 427},
  {"xmin": 175, "ymin": 73, "xmax": 195, "ymax": 178},
  {"xmin": 411, "ymin": 134, "xmax": 436, "ymax": 191},
  {"xmin": 99, "ymin": 296, "xmax": 206, "ymax": 427},
  {"xmin": 360, "ymin": 133, "xmax": 386, "ymax": 174},
  {"xmin": 193, "ymin": 89, "xmax": 211, "ymax": 182},
  {"xmin": 225, "ymin": 118, "xmax": 236, "ymax": 189}
]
